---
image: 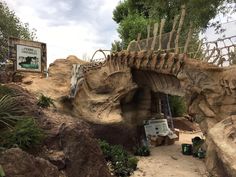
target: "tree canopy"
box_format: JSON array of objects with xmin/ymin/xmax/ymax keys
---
[
  {"xmin": 0, "ymin": 1, "xmax": 36, "ymax": 61},
  {"xmin": 112, "ymin": 0, "xmax": 236, "ymax": 49}
]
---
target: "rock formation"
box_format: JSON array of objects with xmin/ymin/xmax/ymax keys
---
[
  {"xmin": 0, "ymin": 148, "xmax": 63, "ymax": 177},
  {"xmin": 20, "ymin": 55, "xmax": 86, "ymax": 101},
  {"xmin": 68, "ymin": 50, "xmax": 236, "ymax": 176},
  {"xmin": 40, "ymin": 110, "xmax": 112, "ymax": 177},
  {"xmin": 0, "ymin": 84, "xmax": 111, "ymax": 177}
]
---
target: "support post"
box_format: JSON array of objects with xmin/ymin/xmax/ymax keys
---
[
  {"xmin": 158, "ymin": 19, "xmax": 166, "ymax": 50},
  {"xmin": 151, "ymin": 23, "xmax": 159, "ymax": 51},
  {"xmin": 184, "ymin": 22, "xmax": 193, "ymax": 53},
  {"xmin": 146, "ymin": 25, "xmax": 150, "ymax": 50},
  {"xmin": 167, "ymin": 15, "xmax": 179, "ymax": 50},
  {"xmin": 175, "ymin": 5, "xmax": 186, "ymax": 53},
  {"xmin": 136, "ymin": 33, "xmax": 142, "ymax": 51}
]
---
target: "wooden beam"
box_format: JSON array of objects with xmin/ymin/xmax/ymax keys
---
[
  {"xmin": 151, "ymin": 23, "xmax": 159, "ymax": 51},
  {"xmin": 175, "ymin": 5, "xmax": 186, "ymax": 53},
  {"xmin": 158, "ymin": 19, "xmax": 166, "ymax": 50},
  {"xmin": 194, "ymin": 39, "xmax": 204, "ymax": 58},
  {"xmin": 184, "ymin": 22, "xmax": 193, "ymax": 53},
  {"xmin": 167, "ymin": 15, "xmax": 179, "ymax": 50},
  {"xmin": 136, "ymin": 33, "xmax": 142, "ymax": 51},
  {"xmin": 146, "ymin": 25, "xmax": 151, "ymax": 50}
]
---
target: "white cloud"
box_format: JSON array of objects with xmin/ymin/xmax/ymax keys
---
[{"xmin": 6, "ymin": 0, "xmax": 120, "ymax": 65}]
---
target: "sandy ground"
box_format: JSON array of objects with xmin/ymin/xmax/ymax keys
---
[{"xmin": 131, "ymin": 132, "xmax": 208, "ymax": 177}]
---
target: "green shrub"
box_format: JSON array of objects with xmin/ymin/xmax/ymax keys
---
[
  {"xmin": 0, "ymin": 95, "xmax": 26, "ymax": 129},
  {"xmin": 98, "ymin": 140, "xmax": 112, "ymax": 160},
  {"xmin": 37, "ymin": 94, "xmax": 55, "ymax": 108},
  {"xmin": 0, "ymin": 85, "xmax": 13, "ymax": 98},
  {"xmin": 169, "ymin": 95, "xmax": 186, "ymax": 117},
  {"xmin": 112, "ymin": 161, "xmax": 131, "ymax": 177},
  {"xmin": 127, "ymin": 156, "xmax": 138, "ymax": 170},
  {"xmin": 0, "ymin": 117, "xmax": 44, "ymax": 150},
  {"xmin": 98, "ymin": 139, "xmax": 138, "ymax": 177},
  {"xmin": 110, "ymin": 145, "xmax": 128, "ymax": 164},
  {"xmin": 134, "ymin": 146, "xmax": 150, "ymax": 156}
]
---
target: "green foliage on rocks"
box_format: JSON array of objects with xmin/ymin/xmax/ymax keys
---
[
  {"xmin": 37, "ymin": 94, "xmax": 55, "ymax": 108},
  {"xmin": 0, "ymin": 117, "xmax": 44, "ymax": 150},
  {"xmin": 0, "ymin": 85, "xmax": 44, "ymax": 151},
  {"xmin": 134, "ymin": 145, "xmax": 150, "ymax": 156},
  {"xmin": 0, "ymin": 85, "xmax": 13, "ymax": 97},
  {"xmin": 98, "ymin": 139, "xmax": 138, "ymax": 177},
  {"xmin": 0, "ymin": 94, "xmax": 26, "ymax": 129}
]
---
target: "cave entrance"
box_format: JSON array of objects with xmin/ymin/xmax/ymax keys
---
[
  {"xmin": 120, "ymin": 69, "xmax": 184, "ymax": 127},
  {"xmin": 120, "ymin": 87, "xmax": 174, "ymax": 127},
  {"xmin": 119, "ymin": 69, "xmax": 196, "ymax": 148}
]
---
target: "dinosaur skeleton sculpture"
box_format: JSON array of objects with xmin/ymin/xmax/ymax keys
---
[
  {"xmin": 69, "ymin": 51, "xmax": 236, "ymax": 177},
  {"xmin": 70, "ymin": 64, "xmax": 84, "ymax": 97},
  {"xmin": 67, "ymin": 6, "xmax": 236, "ymax": 177}
]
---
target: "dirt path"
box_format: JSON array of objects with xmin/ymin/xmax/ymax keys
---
[{"xmin": 131, "ymin": 132, "xmax": 208, "ymax": 177}]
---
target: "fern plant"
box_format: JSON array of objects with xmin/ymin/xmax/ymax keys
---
[
  {"xmin": 37, "ymin": 94, "xmax": 55, "ymax": 108},
  {"xmin": 98, "ymin": 139, "xmax": 138, "ymax": 177},
  {"xmin": 0, "ymin": 117, "xmax": 44, "ymax": 150},
  {"xmin": 0, "ymin": 85, "xmax": 13, "ymax": 97},
  {"xmin": 0, "ymin": 95, "xmax": 25, "ymax": 129}
]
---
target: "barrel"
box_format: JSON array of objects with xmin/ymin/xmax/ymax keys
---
[{"xmin": 181, "ymin": 144, "xmax": 192, "ymax": 155}]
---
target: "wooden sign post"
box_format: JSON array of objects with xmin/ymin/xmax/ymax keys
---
[{"xmin": 8, "ymin": 37, "xmax": 47, "ymax": 75}]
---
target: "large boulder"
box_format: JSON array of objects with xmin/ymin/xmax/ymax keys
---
[
  {"xmin": 41, "ymin": 110, "xmax": 112, "ymax": 177},
  {"xmin": 206, "ymin": 116, "xmax": 236, "ymax": 177},
  {"xmin": 0, "ymin": 148, "xmax": 63, "ymax": 177}
]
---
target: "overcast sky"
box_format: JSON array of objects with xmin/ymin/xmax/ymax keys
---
[
  {"xmin": 5, "ymin": 0, "xmax": 236, "ymax": 65},
  {"xmin": 6, "ymin": 0, "xmax": 120, "ymax": 64}
]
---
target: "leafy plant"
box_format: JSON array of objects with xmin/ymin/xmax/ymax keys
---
[
  {"xmin": 0, "ymin": 117, "xmax": 44, "ymax": 150},
  {"xmin": 98, "ymin": 139, "xmax": 138, "ymax": 177},
  {"xmin": 99, "ymin": 139, "xmax": 112, "ymax": 161},
  {"xmin": 127, "ymin": 156, "xmax": 138, "ymax": 170},
  {"xmin": 117, "ymin": 13, "xmax": 148, "ymax": 47},
  {"xmin": 0, "ymin": 85, "xmax": 13, "ymax": 98},
  {"xmin": 110, "ymin": 145, "xmax": 128, "ymax": 164},
  {"xmin": 0, "ymin": 95, "xmax": 25, "ymax": 129},
  {"xmin": 134, "ymin": 146, "xmax": 150, "ymax": 156},
  {"xmin": 37, "ymin": 94, "xmax": 55, "ymax": 108},
  {"xmin": 169, "ymin": 95, "xmax": 186, "ymax": 117}
]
